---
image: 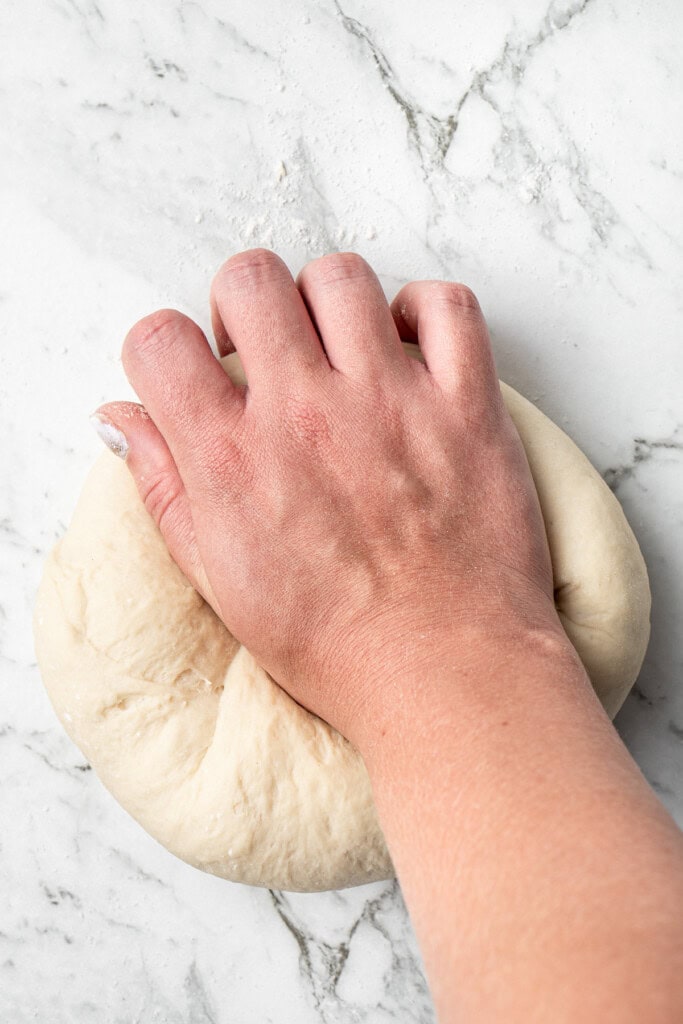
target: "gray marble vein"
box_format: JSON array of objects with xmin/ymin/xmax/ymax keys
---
[{"xmin": 604, "ymin": 430, "xmax": 683, "ymax": 493}]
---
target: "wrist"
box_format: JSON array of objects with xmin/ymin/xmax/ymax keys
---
[{"xmin": 344, "ymin": 616, "xmax": 590, "ymax": 763}]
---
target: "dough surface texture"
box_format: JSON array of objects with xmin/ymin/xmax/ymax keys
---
[{"xmin": 34, "ymin": 348, "xmax": 651, "ymax": 891}]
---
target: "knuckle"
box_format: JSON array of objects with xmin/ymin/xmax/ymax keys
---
[
  {"xmin": 283, "ymin": 397, "xmax": 331, "ymax": 449},
  {"xmin": 435, "ymin": 282, "xmax": 481, "ymax": 315},
  {"xmin": 199, "ymin": 430, "xmax": 252, "ymax": 485},
  {"xmin": 301, "ymin": 251, "xmax": 372, "ymax": 289},
  {"xmin": 123, "ymin": 309, "xmax": 187, "ymax": 364},
  {"xmin": 213, "ymin": 249, "xmax": 287, "ymax": 292},
  {"xmin": 141, "ymin": 471, "xmax": 184, "ymax": 534}
]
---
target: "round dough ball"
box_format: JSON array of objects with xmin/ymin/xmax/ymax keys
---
[{"xmin": 33, "ymin": 348, "xmax": 650, "ymax": 891}]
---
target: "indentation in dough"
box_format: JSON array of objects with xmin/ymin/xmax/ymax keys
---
[{"xmin": 553, "ymin": 580, "xmax": 577, "ymax": 610}]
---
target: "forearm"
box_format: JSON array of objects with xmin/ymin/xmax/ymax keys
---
[{"xmin": 358, "ymin": 630, "xmax": 683, "ymax": 1024}]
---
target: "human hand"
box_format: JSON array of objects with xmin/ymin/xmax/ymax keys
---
[
  {"xmin": 93, "ymin": 252, "xmax": 683, "ymax": 1023},
  {"xmin": 95, "ymin": 250, "xmax": 565, "ymax": 746}
]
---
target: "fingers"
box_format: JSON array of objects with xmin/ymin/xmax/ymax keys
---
[
  {"xmin": 210, "ymin": 249, "xmax": 327, "ymax": 395},
  {"xmin": 122, "ymin": 309, "xmax": 245, "ymax": 494},
  {"xmin": 297, "ymin": 253, "xmax": 409, "ymax": 379},
  {"xmin": 390, "ymin": 281, "xmax": 499, "ymax": 398},
  {"xmin": 90, "ymin": 402, "xmax": 217, "ymax": 610}
]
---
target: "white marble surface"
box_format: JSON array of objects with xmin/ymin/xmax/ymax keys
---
[{"xmin": 1, "ymin": 0, "xmax": 682, "ymax": 1020}]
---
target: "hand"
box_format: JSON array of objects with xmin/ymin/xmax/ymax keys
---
[
  {"xmin": 96, "ymin": 250, "xmax": 563, "ymax": 744},
  {"xmin": 96, "ymin": 251, "xmax": 683, "ymax": 1023}
]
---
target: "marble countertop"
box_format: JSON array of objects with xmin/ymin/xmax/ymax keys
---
[{"xmin": 1, "ymin": 1, "xmax": 682, "ymax": 1020}]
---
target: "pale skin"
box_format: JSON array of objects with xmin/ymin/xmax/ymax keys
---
[{"xmin": 95, "ymin": 250, "xmax": 683, "ymax": 1023}]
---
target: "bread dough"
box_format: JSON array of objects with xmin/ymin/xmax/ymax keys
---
[{"xmin": 33, "ymin": 346, "xmax": 651, "ymax": 891}]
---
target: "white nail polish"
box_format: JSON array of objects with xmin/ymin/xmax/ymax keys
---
[{"xmin": 90, "ymin": 415, "xmax": 129, "ymax": 460}]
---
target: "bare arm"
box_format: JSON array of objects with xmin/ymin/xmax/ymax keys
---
[
  {"xmin": 360, "ymin": 632, "xmax": 683, "ymax": 1023},
  {"xmin": 93, "ymin": 249, "xmax": 683, "ymax": 1023}
]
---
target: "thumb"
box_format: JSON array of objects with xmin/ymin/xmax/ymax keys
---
[{"xmin": 90, "ymin": 401, "xmax": 217, "ymax": 611}]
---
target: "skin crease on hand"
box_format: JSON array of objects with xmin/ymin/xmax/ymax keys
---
[{"xmin": 95, "ymin": 251, "xmax": 683, "ymax": 1024}]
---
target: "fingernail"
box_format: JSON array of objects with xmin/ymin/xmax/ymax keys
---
[{"xmin": 90, "ymin": 414, "xmax": 129, "ymax": 460}]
